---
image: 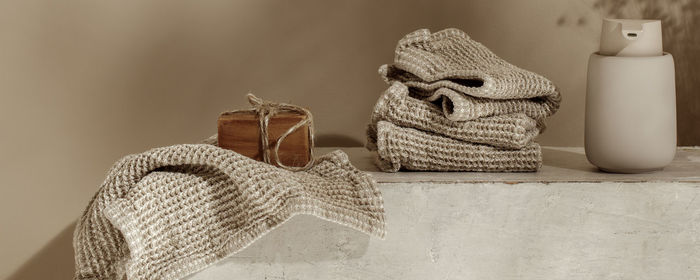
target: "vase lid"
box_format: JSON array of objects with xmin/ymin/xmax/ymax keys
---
[{"xmin": 599, "ymin": 19, "xmax": 663, "ymax": 57}]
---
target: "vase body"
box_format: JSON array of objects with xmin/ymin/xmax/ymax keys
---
[{"xmin": 584, "ymin": 53, "xmax": 676, "ymax": 173}]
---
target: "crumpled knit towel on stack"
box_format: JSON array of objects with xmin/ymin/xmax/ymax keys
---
[
  {"xmin": 367, "ymin": 28, "xmax": 561, "ymax": 172},
  {"xmin": 73, "ymin": 137, "xmax": 386, "ymax": 280}
]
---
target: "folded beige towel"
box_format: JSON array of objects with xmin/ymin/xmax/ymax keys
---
[
  {"xmin": 380, "ymin": 65, "xmax": 560, "ymax": 121},
  {"xmin": 367, "ymin": 82, "xmax": 540, "ymax": 150},
  {"xmin": 74, "ymin": 141, "xmax": 385, "ymax": 280},
  {"xmin": 369, "ymin": 121, "xmax": 542, "ymax": 172},
  {"xmin": 381, "ymin": 28, "xmax": 561, "ymax": 121},
  {"xmin": 364, "ymin": 28, "xmax": 560, "ymax": 172}
]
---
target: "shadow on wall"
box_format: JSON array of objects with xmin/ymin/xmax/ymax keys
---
[
  {"xmin": 7, "ymin": 222, "xmax": 76, "ymax": 280},
  {"xmin": 592, "ymin": 0, "xmax": 700, "ymax": 146}
]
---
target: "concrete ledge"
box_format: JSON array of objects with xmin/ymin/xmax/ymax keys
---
[
  {"xmin": 186, "ymin": 147, "xmax": 700, "ymax": 280},
  {"xmin": 188, "ymin": 181, "xmax": 700, "ymax": 280},
  {"xmin": 329, "ymin": 147, "xmax": 700, "ymax": 183}
]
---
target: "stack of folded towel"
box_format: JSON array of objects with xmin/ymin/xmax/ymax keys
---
[{"xmin": 366, "ymin": 28, "xmax": 561, "ymax": 172}]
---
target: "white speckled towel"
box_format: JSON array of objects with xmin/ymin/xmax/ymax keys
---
[{"xmin": 73, "ymin": 139, "xmax": 385, "ymax": 280}]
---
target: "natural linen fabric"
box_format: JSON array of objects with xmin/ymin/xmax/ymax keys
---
[
  {"xmin": 367, "ymin": 82, "xmax": 540, "ymax": 150},
  {"xmin": 367, "ymin": 28, "xmax": 561, "ymax": 172},
  {"xmin": 380, "ymin": 28, "xmax": 560, "ymax": 122},
  {"xmin": 369, "ymin": 120, "xmax": 542, "ymax": 172},
  {"xmin": 73, "ymin": 140, "xmax": 385, "ymax": 280}
]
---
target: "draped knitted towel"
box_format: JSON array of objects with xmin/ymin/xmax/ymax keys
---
[
  {"xmin": 380, "ymin": 28, "xmax": 561, "ymax": 121},
  {"xmin": 73, "ymin": 139, "xmax": 385, "ymax": 280}
]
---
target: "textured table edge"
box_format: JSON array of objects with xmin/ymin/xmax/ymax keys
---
[{"xmin": 315, "ymin": 147, "xmax": 700, "ymax": 184}]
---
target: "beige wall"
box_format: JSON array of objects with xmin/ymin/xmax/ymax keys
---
[{"xmin": 1, "ymin": 0, "xmax": 698, "ymax": 279}]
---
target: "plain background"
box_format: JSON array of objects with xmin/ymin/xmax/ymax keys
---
[{"xmin": 1, "ymin": 0, "xmax": 698, "ymax": 279}]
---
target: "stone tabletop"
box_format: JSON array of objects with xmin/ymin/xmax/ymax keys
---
[
  {"xmin": 316, "ymin": 147, "xmax": 700, "ymax": 184},
  {"xmin": 186, "ymin": 147, "xmax": 700, "ymax": 280}
]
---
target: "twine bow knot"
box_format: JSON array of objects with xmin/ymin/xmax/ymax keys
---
[{"xmin": 244, "ymin": 93, "xmax": 315, "ymax": 171}]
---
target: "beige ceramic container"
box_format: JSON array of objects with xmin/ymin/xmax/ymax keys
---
[{"xmin": 585, "ymin": 19, "xmax": 677, "ymax": 173}]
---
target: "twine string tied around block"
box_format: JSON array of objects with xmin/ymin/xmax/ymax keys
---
[{"xmin": 239, "ymin": 93, "xmax": 315, "ymax": 171}]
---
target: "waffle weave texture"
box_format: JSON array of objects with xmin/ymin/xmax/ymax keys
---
[
  {"xmin": 367, "ymin": 28, "xmax": 560, "ymax": 172},
  {"xmin": 370, "ymin": 121, "xmax": 542, "ymax": 172},
  {"xmin": 367, "ymin": 82, "xmax": 540, "ymax": 150},
  {"xmin": 73, "ymin": 139, "xmax": 385, "ymax": 280},
  {"xmin": 380, "ymin": 28, "xmax": 561, "ymax": 122}
]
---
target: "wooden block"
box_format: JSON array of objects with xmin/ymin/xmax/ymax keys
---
[{"xmin": 217, "ymin": 111, "xmax": 310, "ymax": 167}]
